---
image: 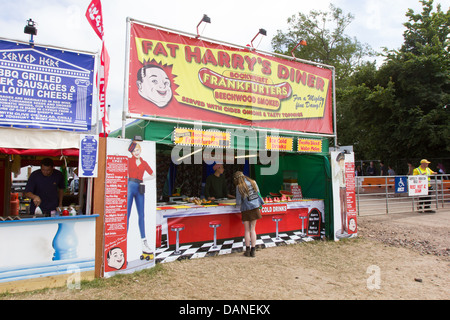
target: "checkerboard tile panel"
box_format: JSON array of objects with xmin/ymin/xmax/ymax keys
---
[{"xmin": 155, "ymin": 231, "xmax": 315, "ymax": 264}]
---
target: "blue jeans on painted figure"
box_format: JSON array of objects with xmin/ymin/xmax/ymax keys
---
[{"xmin": 127, "ymin": 180, "xmax": 146, "ymax": 238}]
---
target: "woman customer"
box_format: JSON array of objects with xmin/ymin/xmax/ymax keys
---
[{"xmin": 233, "ymin": 171, "xmax": 264, "ymax": 257}]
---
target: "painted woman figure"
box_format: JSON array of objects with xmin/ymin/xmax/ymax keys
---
[
  {"xmin": 335, "ymin": 152, "xmax": 348, "ymax": 235},
  {"xmin": 128, "ymin": 141, "xmax": 154, "ymax": 257}
]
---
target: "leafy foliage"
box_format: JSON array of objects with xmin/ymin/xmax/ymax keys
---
[
  {"xmin": 271, "ymin": 4, "xmax": 374, "ymax": 82},
  {"xmin": 272, "ymin": 1, "xmax": 449, "ymax": 170}
]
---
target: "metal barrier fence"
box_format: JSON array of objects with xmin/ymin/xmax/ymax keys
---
[{"xmin": 356, "ymin": 175, "xmax": 450, "ymax": 216}]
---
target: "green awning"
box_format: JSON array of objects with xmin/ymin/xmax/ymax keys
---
[{"xmin": 111, "ymin": 119, "xmax": 329, "ymax": 155}]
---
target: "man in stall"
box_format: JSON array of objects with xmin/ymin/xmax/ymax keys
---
[
  {"xmin": 205, "ymin": 163, "xmax": 235, "ymax": 201},
  {"xmin": 24, "ymin": 158, "xmax": 65, "ymax": 216}
]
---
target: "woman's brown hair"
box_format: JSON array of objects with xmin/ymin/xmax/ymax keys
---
[{"xmin": 233, "ymin": 171, "xmax": 258, "ymax": 197}]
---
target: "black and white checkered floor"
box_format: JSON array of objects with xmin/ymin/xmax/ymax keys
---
[{"xmin": 155, "ymin": 231, "xmax": 316, "ymax": 264}]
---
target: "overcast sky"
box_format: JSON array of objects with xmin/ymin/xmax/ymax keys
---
[{"xmin": 0, "ymin": 0, "xmax": 448, "ymax": 131}]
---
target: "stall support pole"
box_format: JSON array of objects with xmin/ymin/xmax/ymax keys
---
[
  {"xmin": 86, "ymin": 178, "xmax": 93, "ymax": 215},
  {"xmin": 93, "ymin": 137, "xmax": 107, "ymax": 278},
  {"xmin": 332, "ymin": 67, "xmax": 337, "ymax": 147}
]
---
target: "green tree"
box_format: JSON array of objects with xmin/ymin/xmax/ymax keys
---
[
  {"xmin": 271, "ymin": 4, "xmax": 373, "ymax": 82},
  {"xmin": 338, "ymin": 0, "xmax": 449, "ymax": 165},
  {"xmin": 337, "ymin": 62, "xmax": 399, "ymax": 161},
  {"xmin": 379, "ymin": 0, "xmax": 449, "ymax": 160}
]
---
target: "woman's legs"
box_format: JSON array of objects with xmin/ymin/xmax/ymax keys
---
[
  {"xmin": 249, "ymin": 220, "xmax": 257, "ymax": 247},
  {"xmin": 244, "ymin": 220, "xmax": 257, "ymax": 257},
  {"xmin": 243, "ymin": 221, "xmax": 251, "ymax": 248},
  {"xmin": 243, "ymin": 220, "xmax": 257, "ymax": 247}
]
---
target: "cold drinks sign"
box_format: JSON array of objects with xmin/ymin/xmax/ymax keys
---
[{"xmin": 0, "ymin": 39, "xmax": 95, "ymax": 131}]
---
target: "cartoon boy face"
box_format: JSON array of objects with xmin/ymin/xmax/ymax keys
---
[
  {"xmin": 137, "ymin": 65, "xmax": 172, "ymax": 108},
  {"xmin": 349, "ymin": 218, "xmax": 357, "ymax": 232},
  {"xmin": 107, "ymin": 247, "xmax": 125, "ymax": 270}
]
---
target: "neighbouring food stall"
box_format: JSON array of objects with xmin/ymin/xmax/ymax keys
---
[
  {"xmin": 0, "ymin": 38, "xmax": 100, "ymax": 292},
  {"xmin": 103, "ymin": 18, "xmax": 336, "ymax": 275}
]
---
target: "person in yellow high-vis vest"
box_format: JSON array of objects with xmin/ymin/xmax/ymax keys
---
[{"xmin": 413, "ymin": 159, "xmax": 437, "ymax": 213}]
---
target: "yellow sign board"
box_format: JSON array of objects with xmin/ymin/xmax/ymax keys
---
[
  {"xmin": 173, "ymin": 128, "xmax": 231, "ymax": 148},
  {"xmin": 297, "ymin": 138, "xmax": 323, "ymax": 153},
  {"xmin": 265, "ymin": 136, "xmax": 294, "ymax": 151}
]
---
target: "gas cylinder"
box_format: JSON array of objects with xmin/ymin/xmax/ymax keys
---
[{"xmin": 10, "ymin": 193, "xmax": 19, "ymax": 216}]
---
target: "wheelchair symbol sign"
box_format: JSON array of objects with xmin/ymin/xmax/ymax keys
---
[{"xmin": 395, "ymin": 176, "xmax": 408, "ymax": 193}]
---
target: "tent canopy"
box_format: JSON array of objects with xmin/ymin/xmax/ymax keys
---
[
  {"xmin": 0, "ymin": 128, "xmax": 81, "ymax": 156},
  {"xmin": 112, "ymin": 119, "xmax": 330, "ymax": 154}
]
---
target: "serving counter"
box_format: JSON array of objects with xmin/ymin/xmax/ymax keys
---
[
  {"xmin": 157, "ymin": 199, "xmax": 325, "ymax": 247},
  {"xmin": 0, "ymin": 215, "xmax": 98, "ymax": 289}
]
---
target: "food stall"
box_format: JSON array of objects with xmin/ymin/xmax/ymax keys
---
[
  {"xmin": 0, "ymin": 38, "xmax": 99, "ymax": 292},
  {"xmin": 113, "ymin": 120, "xmax": 332, "ymax": 263},
  {"xmin": 101, "ymin": 18, "xmax": 336, "ymax": 275}
]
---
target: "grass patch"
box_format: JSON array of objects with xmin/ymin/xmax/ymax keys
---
[{"xmin": 0, "ymin": 263, "xmax": 166, "ymax": 299}]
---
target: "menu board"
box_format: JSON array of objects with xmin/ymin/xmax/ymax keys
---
[
  {"xmin": 331, "ymin": 151, "xmax": 357, "ymax": 240},
  {"xmin": 307, "ymin": 209, "xmax": 321, "ymax": 236},
  {"xmin": 0, "ymin": 39, "xmax": 95, "ymax": 131},
  {"xmin": 290, "ymin": 183, "xmax": 303, "ymax": 200},
  {"xmin": 104, "ymin": 155, "xmax": 128, "ymax": 273},
  {"xmin": 345, "ymin": 161, "xmax": 357, "ymax": 233},
  {"xmin": 79, "ymin": 135, "xmax": 99, "ymax": 177},
  {"xmin": 103, "ymin": 138, "xmax": 157, "ymax": 278}
]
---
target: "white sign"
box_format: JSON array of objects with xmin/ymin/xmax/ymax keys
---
[
  {"xmin": 290, "ymin": 183, "xmax": 303, "ymax": 200},
  {"xmin": 408, "ymin": 176, "xmax": 428, "ymax": 196}
]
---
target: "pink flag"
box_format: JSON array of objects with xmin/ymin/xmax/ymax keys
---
[
  {"xmin": 99, "ymin": 42, "xmax": 110, "ymax": 135},
  {"xmin": 86, "ymin": 0, "xmax": 104, "ymax": 40},
  {"xmin": 86, "ymin": 0, "xmax": 110, "ymax": 136}
]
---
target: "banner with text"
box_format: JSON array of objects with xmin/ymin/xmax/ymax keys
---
[
  {"xmin": 104, "ymin": 138, "xmax": 156, "ymax": 278},
  {"xmin": 0, "ymin": 39, "xmax": 95, "ymax": 131},
  {"xmin": 127, "ymin": 22, "xmax": 333, "ymax": 134},
  {"xmin": 331, "ymin": 151, "xmax": 357, "ymax": 241}
]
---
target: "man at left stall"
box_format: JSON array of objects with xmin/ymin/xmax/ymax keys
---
[{"xmin": 24, "ymin": 158, "xmax": 65, "ymax": 216}]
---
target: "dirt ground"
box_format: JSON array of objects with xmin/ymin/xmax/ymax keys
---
[{"xmin": 2, "ymin": 208, "xmax": 449, "ymax": 300}]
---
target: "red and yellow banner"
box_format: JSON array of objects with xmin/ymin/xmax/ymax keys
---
[{"xmin": 127, "ymin": 22, "xmax": 333, "ymax": 134}]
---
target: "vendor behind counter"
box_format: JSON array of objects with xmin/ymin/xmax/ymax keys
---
[
  {"xmin": 204, "ymin": 163, "xmax": 235, "ymax": 200},
  {"xmin": 24, "ymin": 158, "xmax": 64, "ymax": 215}
]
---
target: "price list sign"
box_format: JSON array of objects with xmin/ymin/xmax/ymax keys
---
[
  {"xmin": 307, "ymin": 209, "xmax": 321, "ymax": 237},
  {"xmin": 345, "ymin": 161, "xmax": 357, "ymax": 234},
  {"xmin": 104, "ymin": 155, "xmax": 128, "ymax": 273}
]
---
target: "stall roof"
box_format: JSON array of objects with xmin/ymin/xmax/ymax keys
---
[{"xmin": 0, "ymin": 127, "xmax": 81, "ymax": 155}]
